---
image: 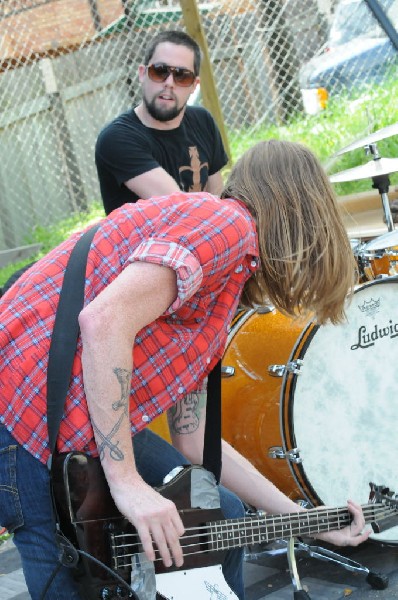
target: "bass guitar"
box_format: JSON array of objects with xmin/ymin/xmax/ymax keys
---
[{"xmin": 51, "ymin": 452, "xmax": 398, "ymax": 600}]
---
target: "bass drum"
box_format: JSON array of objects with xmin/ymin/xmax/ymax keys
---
[
  {"xmin": 280, "ymin": 277, "xmax": 398, "ymax": 544},
  {"xmin": 222, "ymin": 279, "xmax": 398, "ymax": 544}
]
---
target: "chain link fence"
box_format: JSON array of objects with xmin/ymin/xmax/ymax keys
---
[{"xmin": 1, "ymin": 0, "xmax": 397, "ymax": 251}]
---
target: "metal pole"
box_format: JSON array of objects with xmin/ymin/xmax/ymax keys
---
[
  {"xmin": 179, "ymin": 0, "xmax": 232, "ymax": 167},
  {"xmin": 364, "ymin": 0, "xmax": 398, "ymax": 51}
]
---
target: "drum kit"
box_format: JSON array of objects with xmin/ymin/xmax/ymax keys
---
[
  {"xmin": 151, "ymin": 123, "xmax": 398, "ymax": 595},
  {"xmin": 220, "ymin": 122, "xmax": 398, "ymax": 589},
  {"xmin": 332, "ymin": 123, "xmax": 398, "ymax": 281}
]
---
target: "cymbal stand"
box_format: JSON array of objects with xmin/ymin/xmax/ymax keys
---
[
  {"xmin": 286, "ymin": 538, "xmax": 311, "ymax": 599},
  {"xmin": 292, "ymin": 539, "xmax": 388, "ymax": 591},
  {"xmin": 366, "ymin": 143, "xmax": 395, "ymax": 231},
  {"xmin": 245, "ymin": 537, "xmax": 388, "ymax": 599}
]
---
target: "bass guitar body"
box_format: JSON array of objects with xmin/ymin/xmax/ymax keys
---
[{"xmin": 51, "ymin": 453, "xmax": 234, "ymax": 600}]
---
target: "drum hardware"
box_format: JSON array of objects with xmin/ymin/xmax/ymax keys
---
[
  {"xmin": 256, "ymin": 304, "xmax": 275, "ymax": 314},
  {"xmin": 221, "ymin": 365, "xmax": 235, "ymax": 378},
  {"xmin": 351, "ymin": 234, "xmax": 398, "ymax": 281},
  {"xmin": 287, "ymin": 538, "xmax": 311, "ymax": 600},
  {"xmin": 290, "ymin": 539, "xmax": 389, "ymax": 595},
  {"xmin": 268, "ymin": 446, "xmax": 302, "ymax": 464},
  {"xmin": 245, "ymin": 536, "xmax": 388, "ymax": 599},
  {"xmin": 268, "ymin": 359, "xmax": 304, "ymax": 378},
  {"xmin": 364, "ymin": 229, "xmax": 398, "ymax": 251},
  {"xmin": 330, "ymin": 143, "xmax": 396, "ymax": 232}
]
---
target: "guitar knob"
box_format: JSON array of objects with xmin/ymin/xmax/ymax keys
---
[
  {"xmin": 115, "ymin": 586, "xmax": 130, "ymax": 598},
  {"xmin": 100, "ymin": 587, "xmax": 113, "ymax": 599}
]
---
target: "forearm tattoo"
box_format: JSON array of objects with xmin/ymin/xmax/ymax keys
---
[
  {"xmin": 92, "ymin": 367, "xmax": 130, "ymax": 462},
  {"xmin": 168, "ymin": 392, "xmax": 206, "ymax": 434}
]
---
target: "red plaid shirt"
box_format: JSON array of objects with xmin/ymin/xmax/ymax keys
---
[{"xmin": 0, "ymin": 192, "xmax": 258, "ymax": 464}]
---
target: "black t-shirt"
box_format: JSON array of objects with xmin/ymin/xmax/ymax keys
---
[{"xmin": 95, "ymin": 106, "xmax": 228, "ymax": 215}]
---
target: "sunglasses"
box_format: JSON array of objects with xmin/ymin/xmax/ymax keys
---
[{"xmin": 146, "ymin": 63, "xmax": 196, "ymax": 87}]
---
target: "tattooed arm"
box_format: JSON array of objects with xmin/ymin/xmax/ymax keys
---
[
  {"xmin": 167, "ymin": 390, "xmax": 207, "ymax": 464},
  {"xmin": 78, "ymin": 261, "xmax": 185, "ymax": 567}
]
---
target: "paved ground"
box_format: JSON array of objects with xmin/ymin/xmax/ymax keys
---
[
  {"xmin": 244, "ymin": 540, "xmax": 398, "ymax": 599},
  {"xmin": 2, "ymin": 534, "xmax": 398, "ymax": 599}
]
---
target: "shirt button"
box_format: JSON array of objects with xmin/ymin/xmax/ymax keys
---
[
  {"xmin": 251, "ymin": 259, "xmax": 258, "ymax": 268},
  {"xmin": 235, "ymin": 264, "xmax": 243, "ymax": 273},
  {"xmin": 206, "ymin": 357, "xmax": 211, "ymax": 364},
  {"xmin": 178, "ymin": 386, "xmax": 184, "ymax": 394},
  {"xmin": 142, "ymin": 415, "xmax": 150, "ymax": 423}
]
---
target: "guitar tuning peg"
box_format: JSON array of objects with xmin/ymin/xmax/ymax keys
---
[{"xmin": 368, "ymin": 483, "xmax": 396, "ymax": 503}]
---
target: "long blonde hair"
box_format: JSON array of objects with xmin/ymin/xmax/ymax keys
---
[{"xmin": 221, "ymin": 139, "xmax": 358, "ymax": 324}]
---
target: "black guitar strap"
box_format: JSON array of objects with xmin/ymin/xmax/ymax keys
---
[
  {"xmin": 46, "ymin": 225, "xmax": 222, "ymax": 482},
  {"xmin": 46, "ymin": 224, "xmax": 99, "ymax": 466},
  {"xmin": 203, "ymin": 360, "xmax": 222, "ymax": 484}
]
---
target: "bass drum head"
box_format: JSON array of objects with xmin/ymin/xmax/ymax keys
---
[{"xmin": 281, "ymin": 278, "xmax": 398, "ymax": 544}]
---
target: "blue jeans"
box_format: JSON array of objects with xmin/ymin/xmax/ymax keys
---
[{"xmin": 0, "ymin": 425, "xmax": 245, "ymax": 599}]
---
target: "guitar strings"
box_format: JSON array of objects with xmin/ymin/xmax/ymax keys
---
[
  {"xmin": 112, "ymin": 504, "xmax": 394, "ymax": 547},
  {"xmin": 111, "ymin": 503, "xmax": 396, "ymax": 565}
]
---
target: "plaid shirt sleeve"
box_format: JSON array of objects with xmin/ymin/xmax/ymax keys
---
[{"xmin": 128, "ymin": 240, "xmax": 203, "ymax": 313}]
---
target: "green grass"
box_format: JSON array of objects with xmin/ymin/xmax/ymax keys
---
[
  {"xmin": 228, "ymin": 75, "xmax": 398, "ymax": 196},
  {"xmin": 0, "ymin": 202, "xmax": 104, "ymax": 287},
  {"xmin": 2, "ymin": 77, "xmax": 398, "ymax": 287}
]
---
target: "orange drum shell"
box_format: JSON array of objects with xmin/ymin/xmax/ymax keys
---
[
  {"xmin": 371, "ymin": 248, "xmax": 398, "ymax": 278},
  {"xmin": 150, "ymin": 411, "xmax": 170, "ymax": 442},
  {"xmin": 150, "ymin": 308, "xmax": 309, "ymax": 501},
  {"xmin": 221, "ymin": 309, "xmax": 306, "ymax": 500},
  {"xmin": 355, "ymin": 247, "xmax": 398, "ymax": 282}
]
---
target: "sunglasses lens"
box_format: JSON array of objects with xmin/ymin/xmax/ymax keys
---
[
  {"xmin": 173, "ymin": 69, "xmax": 195, "ymax": 87},
  {"xmin": 147, "ymin": 64, "xmax": 169, "ymax": 82},
  {"xmin": 147, "ymin": 64, "xmax": 195, "ymax": 87}
]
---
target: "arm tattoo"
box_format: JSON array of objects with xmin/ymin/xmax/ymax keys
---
[
  {"xmin": 168, "ymin": 392, "xmax": 206, "ymax": 434},
  {"xmin": 92, "ymin": 367, "xmax": 131, "ymax": 462}
]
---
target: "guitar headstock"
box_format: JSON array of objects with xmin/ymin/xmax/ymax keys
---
[
  {"xmin": 368, "ymin": 482, "xmax": 398, "ymax": 534},
  {"xmin": 369, "ymin": 482, "xmax": 397, "ymax": 504}
]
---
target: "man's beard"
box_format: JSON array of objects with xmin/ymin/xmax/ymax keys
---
[{"xmin": 143, "ymin": 94, "xmax": 186, "ymax": 122}]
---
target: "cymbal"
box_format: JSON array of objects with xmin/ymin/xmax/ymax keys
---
[
  {"xmin": 334, "ymin": 123, "xmax": 398, "ymax": 156},
  {"xmin": 364, "ymin": 229, "xmax": 398, "ymax": 251},
  {"xmin": 342, "ymin": 209, "xmax": 387, "ymax": 240},
  {"xmin": 329, "ymin": 157, "xmax": 398, "ymax": 183}
]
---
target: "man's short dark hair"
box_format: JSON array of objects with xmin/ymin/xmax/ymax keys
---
[{"xmin": 144, "ymin": 30, "xmax": 202, "ymax": 76}]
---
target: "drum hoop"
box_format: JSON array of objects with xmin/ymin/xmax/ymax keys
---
[
  {"xmin": 226, "ymin": 308, "xmax": 256, "ymax": 345},
  {"xmin": 280, "ymin": 276, "xmax": 398, "ymax": 506},
  {"xmin": 280, "ymin": 320, "xmax": 319, "ymax": 505},
  {"xmin": 227, "ymin": 304, "xmax": 276, "ymax": 346}
]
